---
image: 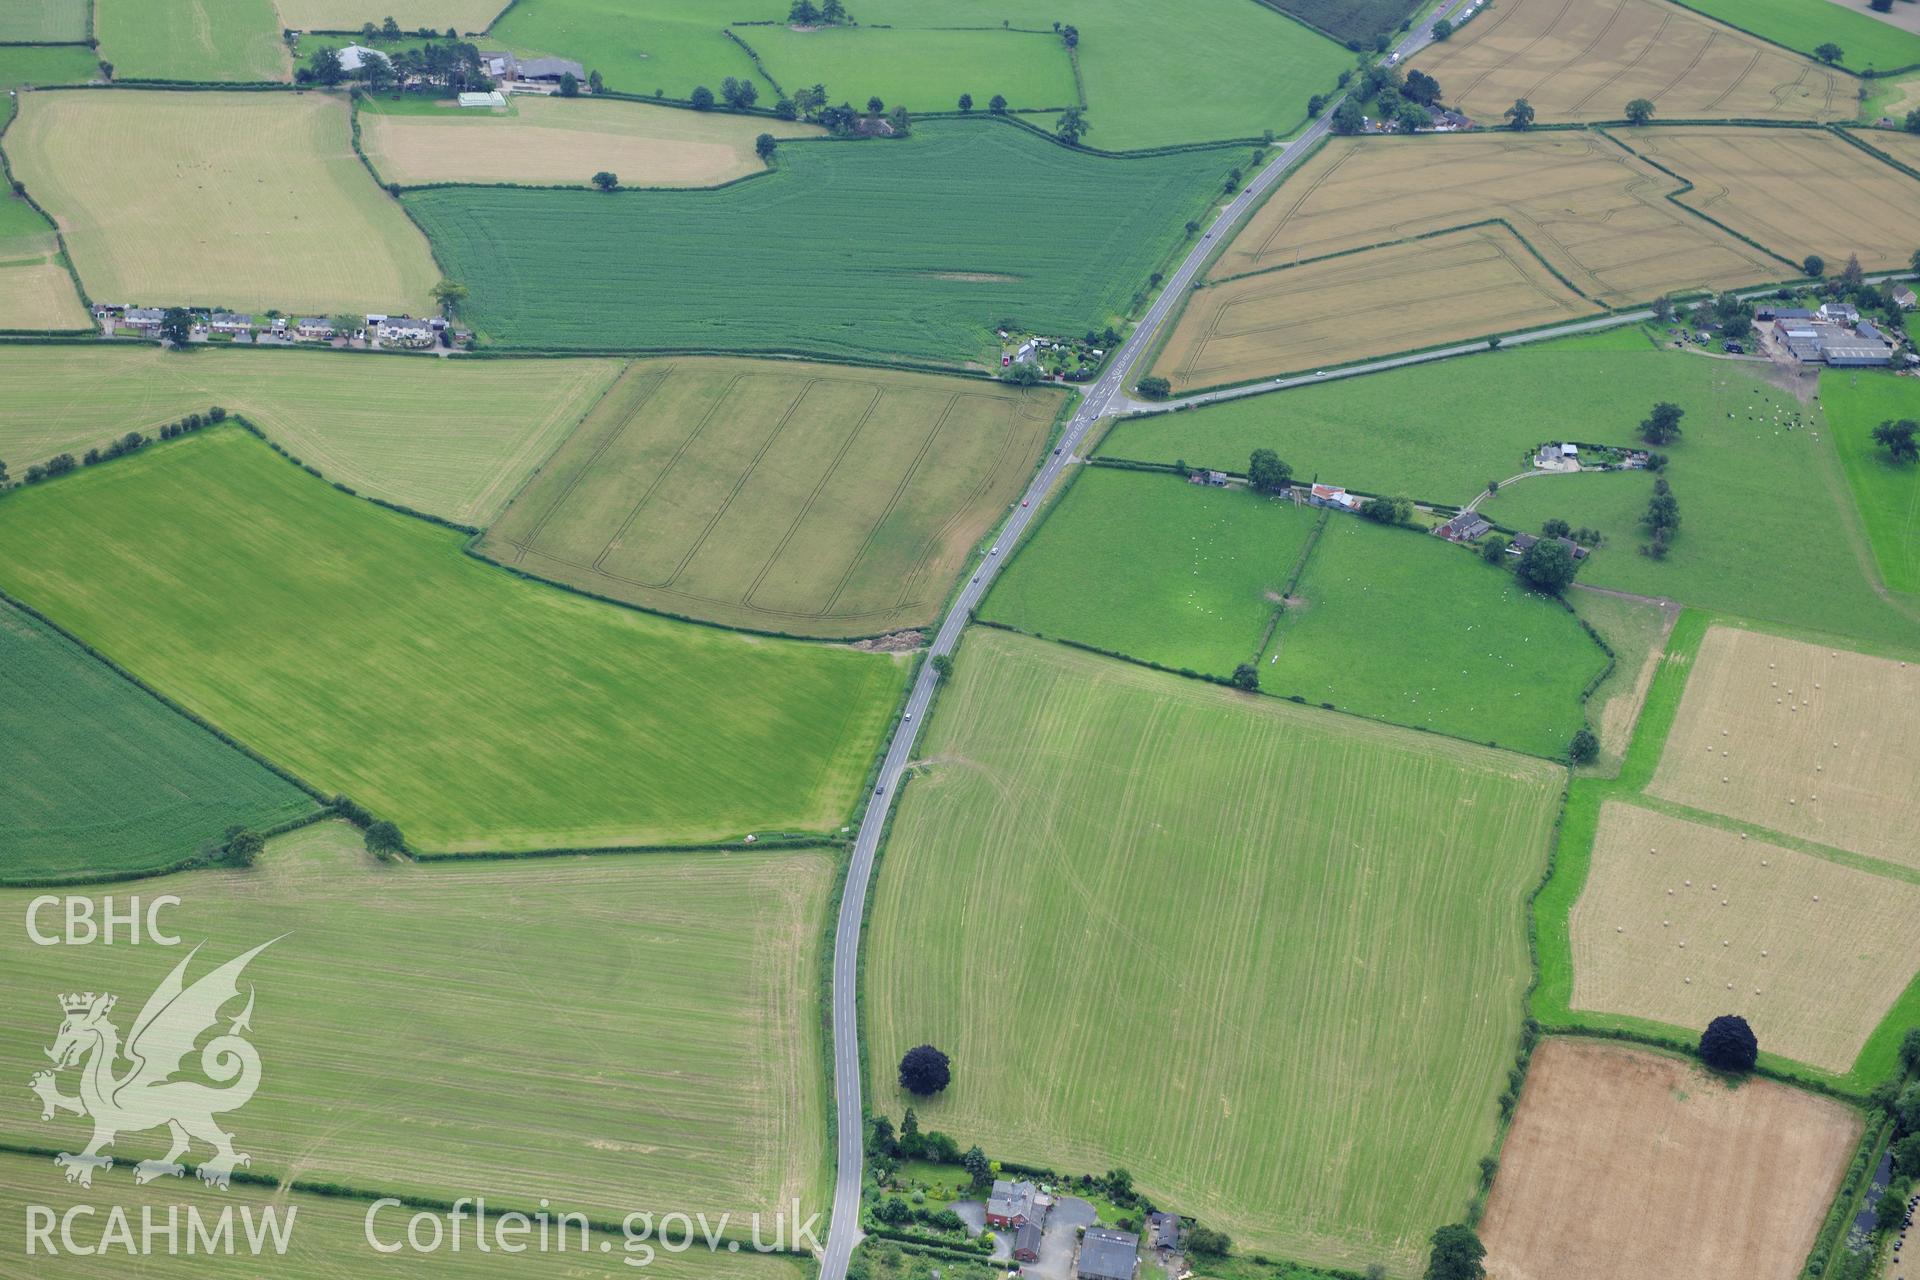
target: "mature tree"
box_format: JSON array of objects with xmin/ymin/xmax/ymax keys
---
[
  {"xmin": 1248, "ymin": 448, "xmax": 1293, "ymax": 493},
  {"xmin": 312, "ymin": 46, "xmax": 345, "ymax": 86},
  {"xmin": 793, "ymin": 83, "xmax": 827, "ymax": 119},
  {"xmin": 1517, "ymin": 537, "xmax": 1576, "ymax": 593},
  {"xmin": 1055, "ymin": 107, "xmax": 1089, "ymax": 145},
  {"xmin": 1431, "ymin": 16, "xmax": 1453, "ymax": 39},
  {"xmin": 822, "ymin": 0, "xmax": 847, "ymax": 20},
  {"xmin": 589, "ymin": 69, "xmax": 604, "ymax": 93},
  {"xmin": 1425, "ymin": 1224, "xmax": 1485, "ymax": 1280},
  {"xmin": 1307, "ymin": 92, "xmax": 1327, "ymax": 116},
  {"xmin": 1186, "ymin": 1227, "xmax": 1231, "ymax": 1257},
  {"xmin": 1802, "ymin": 254, "xmax": 1825, "ymax": 278},
  {"xmin": 898, "ymin": 1044, "xmax": 952, "ymax": 1096},
  {"xmin": 155, "ymin": 307, "xmax": 194, "ymax": 347},
  {"xmin": 1814, "ymin": 42, "xmax": 1844, "ymax": 65},
  {"xmin": 958, "ymin": 92, "xmax": 973, "ymax": 112},
  {"xmin": 430, "ymin": 278, "xmax": 468, "ymax": 313},
  {"xmin": 361, "ymin": 52, "xmax": 393, "ymax": 92},
  {"xmin": 930, "ymin": 653, "xmax": 954, "ymax": 681},
  {"xmin": 1137, "ymin": 375, "xmax": 1171, "ymax": 400},
  {"xmin": 690, "ymin": 84, "xmax": 715, "ymax": 109},
  {"xmin": 867, "ymin": 95, "xmax": 885, "ymax": 115},
  {"xmin": 1331, "ymin": 97, "xmax": 1366, "ymax": 135},
  {"xmin": 755, "ymin": 132, "xmax": 778, "ymax": 160},
  {"xmin": 1700, "ymin": 1014, "xmax": 1759, "ymax": 1072},
  {"xmin": 364, "ymin": 819, "xmax": 405, "ymax": 858},
  {"xmin": 1569, "ymin": 727, "xmax": 1599, "ymax": 764},
  {"xmin": 1541, "ymin": 517, "xmax": 1571, "ymax": 539},
  {"xmin": 721, "ymin": 75, "xmax": 758, "ymax": 109},
  {"xmin": 1711, "ymin": 290, "xmax": 1754, "ymax": 330},
  {"xmin": 1906, "ymin": 108, "xmax": 1920, "ymax": 134},
  {"xmin": 1060, "ymin": 23, "xmax": 1078, "ymax": 48},
  {"xmin": 1893, "ymin": 1132, "xmax": 1920, "ymax": 1179},
  {"xmin": 380, "ymin": 15, "xmax": 403, "ymax": 38},
  {"xmin": 1873, "ymin": 0, "xmax": 1894, "ymax": 10},
  {"xmin": 888, "ymin": 104, "xmax": 911, "ymax": 135},
  {"xmin": 1899, "ymin": 1081, "xmax": 1920, "ymax": 1133},
  {"xmin": 1841, "ymin": 252, "xmax": 1865, "ymax": 290},
  {"xmin": 1504, "ymin": 98, "xmax": 1535, "ymax": 130},
  {"xmin": 1231, "ymin": 663, "xmax": 1260, "ymax": 691},
  {"xmin": 1404, "ymin": 69, "xmax": 1441, "ymax": 106},
  {"xmin": 559, "ymin": 70, "xmax": 580, "ymax": 97},
  {"xmin": 1650, "ymin": 294, "xmax": 1675, "ymax": 324},
  {"xmin": 225, "ymin": 829, "xmax": 266, "ymax": 868},
  {"xmin": 1398, "ymin": 102, "xmax": 1432, "ymax": 130},
  {"xmin": 1360, "ymin": 494, "xmax": 1413, "ymax": 525},
  {"xmin": 988, "ymin": 93, "xmax": 1008, "ymax": 114},
  {"xmin": 962, "ymin": 1145, "xmax": 992, "ymax": 1188},
  {"xmin": 1901, "ymin": 1026, "xmax": 1920, "ymax": 1075},
  {"xmin": 1623, "ymin": 97, "xmax": 1654, "ymax": 125},
  {"xmin": 868, "ymin": 1113, "xmax": 897, "ymax": 1155},
  {"xmin": 789, "ymin": 0, "xmax": 819, "ymax": 22},
  {"xmin": 1480, "ymin": 534, "xmax": 1508, "ymax": 563},
  {"xmin": 1004, "ymin": 362, "xmax": 1043, "ymax": 386},
  {"xmin": 1641, "ymin": 401, "xmax": 1685, "ymax": 445},
  {"xmin": 1879, "ymin": 419, "xmax": 1920, "ymax": 463},
  {"xmin": 591, "ymin": 170, "xmax": 619, "ymax": 191}
]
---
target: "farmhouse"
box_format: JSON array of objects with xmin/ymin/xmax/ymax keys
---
[
  {"xmin": 1895, "ymin": 285, "xmax": 1916, "ymax": 310},
  {"xmin": 1309, "ymin": 483, "xmax": 1360, "ymax": 511},
  {"xmin": 1818, "ymin": 302, "xmax": 1858, "ymax": 326},
  {"xmin": 121, "ymin": 307, "xmax": 165, "ymax": 331},
  {"xmin": 1077, "ymin": 1228, "xmax": 1139, "ymax": 1280},
  {"xmin": 1437, "ymin": 511, "xmax": 1491, "ymax": 542},
  {"xmin": 335, "ymin": 45, "xmax": 390, "ymax": 74},
  {"xmin": 1204, "ymin": 470, "xmax": 1229, "ymax": 487},
  {"xmin": 208, "ymin": 312, "xmax": 253, "ymax": 334},
  {"xmin": 294, "ymin": 317, "xmax": 334, "ymax": 339},
  {"xmin": 374, "ymin": 315, "xmax": 435, "ymax": 344},
  {"xmin": 986, "ymin": 1178, "xmax": 1042, "ymax": 1228}
]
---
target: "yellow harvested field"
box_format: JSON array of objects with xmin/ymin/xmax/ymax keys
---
[
  {"xmin": 1209, "ymin": 134, "xmax": 1781, "ymax": 305},
  {"xmin": 0, "ymin": 246, "xmax": 88, "ymax": 330},
  {"xmin": 1570, "ymin": 802, "xmax": 1920, "ymax": 1073},
  {"xmin": 1624, "ymin": 127, "xmax": 1920, "ymax": 272},
  {"xmin": 1482, "ymin": 1038, "xmax": 1860, "ymax": 1280},
  {"xmin": 274, "ymin": 0, "xmax": 508, "ymax": 31},
  {"xmin": 1152, "ymin": 225, "xmax": 1595, "ymax": 390},
  {"xmin": 1410, "ymin": 0, "xmax": 1848, "ymax": 124},
  {"xmin": 5, "ymin": 90, "xmax": 439, "ymax": 314},
  {"xmin": 1650, "ymin": 626, "xmax": 1920, "ymax": 867},
  {"xmin": 361, "ymin": 96, "xmax": 824, "ymax": 189}
]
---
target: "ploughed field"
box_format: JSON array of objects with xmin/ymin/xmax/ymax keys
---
[
  {"xmin": 0, "ymin": 429, "xmax": 907, "ymax": 852},
  {"xmin": 479, "ymin": 358, "xmax": 1059, "ymax": 637},
  {"xmin": 864, "ymin": 627, "xmax": 1563, "ymax": 1275}
]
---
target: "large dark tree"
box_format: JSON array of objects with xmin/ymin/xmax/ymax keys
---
[
  {"xmin": 159, "ymin": 307, "xmax": 194, "ymax": 347},
  {"xmin": 1873, "ymin": 418, "xmax": 1918, "ymax": 463},
  {"xmin": 1516, "ymin": 537, "xmax": 1576, "ymax": 594},
  {"xmin": 1700, "ymin": 1014, "xmax": 1759, "ymax": 1072},
  {"xmin": 1424, "ymin": 1224, "xmax": 1485, "ymax": 1280},
  {"xmin": 1640, "ymin": 401, "xmax": 1685, "ymax": 446},
  {"xmin": 1504, "ymin": 98, "xmax": 1535, "ymax": 130},
  {"xmin": 1247, "ymin": 448, "xmax": 1292, "ymax": 493},
  {"xmin": 1231, "ymin": 663, "xmax": 1260, "ymax": 691},
  {"xmin": 898, "ymin": 1044, "xmax": 951, "ymax": 1096}
]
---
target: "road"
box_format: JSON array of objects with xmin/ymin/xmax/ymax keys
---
[{"xmin": 817, "ymin": 6, "xmax": 1471, "ymax": 1279}]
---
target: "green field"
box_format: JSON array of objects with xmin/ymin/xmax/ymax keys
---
[
  {"xmin": 1263, "ymin": 0, "xmax": 1426, "ymax": 44},
  {"xmin": 1676, "ymin": 0, "xmax": 1920, "ymax": 71},
  {"xmin": 982, "ymin": 467, "xmax": 1320, "ymax": 675},
  {"xmin": 0, "ymin": 600, "xmax": 317, "ymax": 883},
  {"xmin": 0, "ymin": 346, "xmax": 622, "ymax": 525},
  {"xmin": 0, "ymin": 1151, "xmax": 817, "ymax": 1278},
  {"xmin": 865, "ymin": 627, "xmax": 1563, "ymax": 1275},
  {"xmin": 0, "ymin": 43, "xmax": 99, "ymax": 89},
  {"xmin": 1823, "ymin": 367, "xmax": 1920, "ymax": 596},
  {"xmin": 0, "ymin": 0, "xmax": 87, "ymax": 41},
  {"xmin": 1568, "ymin": 586, "xmax": 1675, "ymax": 772},
  {"xmin": 0, "ymin": 822, "xmax": 835, "ymax": 1226},
  {"xmin": 0, "ymin": 429, "xmax": 907, "ymax": 852},
  {"xmin": 480, "ymin": 358, "xmax": 1060, "ymax": 637},
  {"xmin": 94, "ymin": 0, "xmax": 290, "ymax": 81},
  {"xmin": 1265, "ymin": 515, "xmax": 1608, "ymax": 758},
  {"xmin": 490, "ymin": 0, "xmax": 1347, "ymax": 149},
  {"xmin": 403, "ymin": 121, "xmax": 1230, "ymax": 359},
  {"xmin": 743, "ymin": 25, "xmax": 1078, "ymax": 113}
]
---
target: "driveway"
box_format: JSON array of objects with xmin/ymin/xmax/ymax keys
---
[
  {"xmin": 949, "ymin": 1201, "xmax": 1010, "ymax": 1261},
  {"xmin": 1023, "ymin": 1197, "xmax": 1098, "ymax": 1280}
]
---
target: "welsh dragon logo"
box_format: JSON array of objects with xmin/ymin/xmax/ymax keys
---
[{"xmin": 28, "ymin": 939, "xmax": 278, "ymax": 1190}]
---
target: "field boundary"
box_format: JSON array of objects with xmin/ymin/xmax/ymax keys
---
[
  {"xmin": 0, "ymin": 91, "xmax": 93, "ymax": 316},
  {"xmin": 1658, "ymin": 0, "xmax": 1915, "ymax": 76},
  {"xmin": 1532, "ymin": 609, "xmax": 1920, "ymax": 1096}
]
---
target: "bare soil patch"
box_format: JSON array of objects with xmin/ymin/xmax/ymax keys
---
[
  {"xmin": 1570, "ymin": 801, "xmax": 1920, "ymax": 1072},
  {"xmin": 1649, "ymin": 625, "xmax": 1920, "ymax": 867},
  {"xmin": 1483, "ymin": 1038, "xmax": 1861, "ymax": 1280}
]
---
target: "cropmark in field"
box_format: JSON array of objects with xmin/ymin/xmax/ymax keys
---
[
  {"xmin": 1570, "ymin": 801, "xmax": 1920, "ymax": 1073},
  {"xmin": 865, "ymin": 627, "xmax": 1564, "ymax": 1274},
  {"xmin": 94, "ymin": 0, "xmax": 289, "ymax": 83},
  {"xmin": 0, "ymin": 600, "xmax": 318, "ymax": 883},
  {"xmin": 0, "ymin": 822, "xmax": 834, "ymax": 1229},
  {"xmin": 359, "ymin": 95, "xmax": 823, "ymax": 189},
  {"xmin": 479, "ymin": 358, "xmax": 1061, "ymax": 637},
  {"xmin": 1408, "ymin": 0, "xmax": 1848, "ymax": 125},
  {"xmin": 0, "ymin": 429, "xmax": 908, "ymax": 852},
  {"xmin": 1480, "ymin": 1038, "xmax": 1861, "ymax": 1280},
  {"xmin": 1647, "ymin": 625, "xmax": 1920, "ymax": 868},
  {"xmin": 5, "ymin": 90, "xmax": 439, "ymax": 315},
  {"xmin": 1617, "ymin": 126, "xmax": 1920, "ymax": 274},
  {"xmin": 1153, "ymin": 133, "xmax": 1782, "ymax": 391}
]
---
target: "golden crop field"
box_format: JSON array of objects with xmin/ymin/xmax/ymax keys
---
[
  {"xmin": 1482, "ymin": 1039, "xmax": 1859, "ymax": 1280},
  {"xmin": 1649, "ymin": 626, "xmax": 1920, "ymax": 867},
  {"xmin": 273, "ymin": 0, "xmax": 510, "ymax": 31},
  {"xmin": 361, "ymin": 96, "xmax": 824, "ymax": 189},
  {"xmin": 1409, "ymin": 0, "xmax": 1848, "ymax": 125},
  {"xmin": 480, "ymin": 358, "xmax": 1060, "ymax": 637},
  {"xmin": 5, "ymin": 90, "xmax": 440, "ymax": 314},
  {"xmin": 1151, "ymin": 224, "xmax": 1596, "ymax": 390},
  {"xmin": 1569, "ymin": 802, "xmax": 1920, "ymax": 1073},
  {"xmin": 1209, "ymin": 133, "xmax": 1783, "ymax": 304},
  {"xmin": 1623, "ymin": 126, "xmax": 1920, "ymax": 272}
]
